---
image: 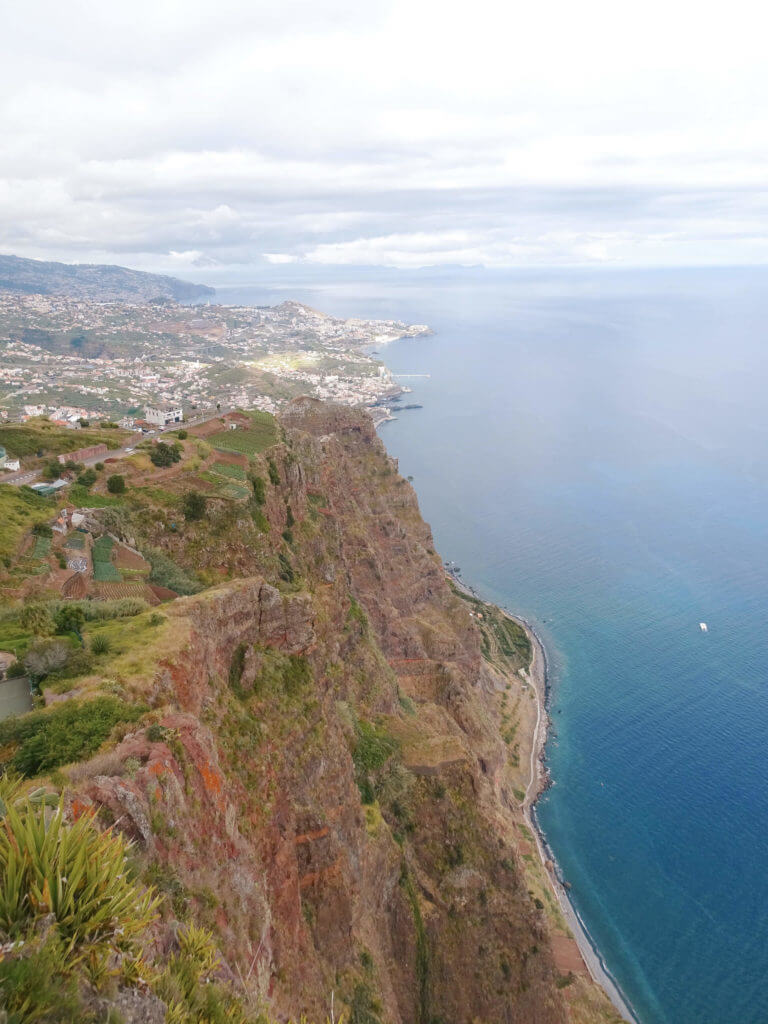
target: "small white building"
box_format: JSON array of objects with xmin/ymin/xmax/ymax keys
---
[{"xmin": 144, "ymin": 405, "xmax": 183, "ymax": 427}]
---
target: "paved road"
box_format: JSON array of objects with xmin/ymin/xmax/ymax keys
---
[{"xmin": 1, "ymin": 408, "xmax": 235, "ymax": 488}]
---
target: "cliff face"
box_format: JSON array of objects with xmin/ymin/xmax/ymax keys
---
[{"xmin": 61, "ymin": 399, "xmax": 617, "ymax": 1024}]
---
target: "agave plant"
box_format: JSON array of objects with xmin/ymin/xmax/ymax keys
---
[{"xmin": 0, "ymin": 777, "xmax": 158, "ymax": 972}]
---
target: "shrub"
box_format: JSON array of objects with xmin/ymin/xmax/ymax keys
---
[
  {"xmin": 182, "ymin": 490, "xmax": 207, "ymax": 521},
  {"xmin": 94, "ymin": 461, "xmax": 104, "ymax": 471},
  {"xmin": 49, "ymin": 647, "xmax": 94, "ymax": 680},
  {"xmin": 149, "ymin": 612, "xmax": 165, "ymax": 626},
  {"xmin": 177, "ymin": 429, "xmax": 188, "ymax": 440},
  {"xmin": 352, "ymin": 720, "xmax": 399, "ymax": 805},
  {"xmin": 76, "ymin": 467, "xmax": 97, "ymax": 488},
  {"xmin": 55, "ymin": 604, "xmax": 85, "ymax": 635},
  {"xmin": 6, "ymin": 660, "xmax": 25, "ymax": 678},
  {"xmin": 106, "ymin": 474, "xmax": 126, "ymax": 494},
  {"xmin": 267, "ymin": 457, "xmax": 280, "ymax": 486},
  {"xmin": 90, "ymin": 634, "xmax": 110, "ymax": 655},
  {"xmin": 145, "ymin": 722, "xmax": 167, "ymax": 743},
  {"xmin": 250, "ymin": 474, "xmax": 266, "ymax": 505},
  {"xmin": 19, "ymin": 603, "xmax": 55, "ymax": 637},
  {"xmin": 228, "ymin": 642, "xmax": 248, "ymax": 695},
  {"xmin": 0, "ymin": 696, "xmax": 145, "ymax": 776},
  {"xmin": 23, "ymin": 639, "xmax": 70, "ymax": 680},
  {"xmin": 45, "ymin": 597, "xmax": 149, "ymax": 622},
  {"xmin": 278, "ymin": 552, "xmax": 294, "ymax": 583},
  {"xmin": 32, "ymin": 522, "xmax": 53, "ymax": 537}
]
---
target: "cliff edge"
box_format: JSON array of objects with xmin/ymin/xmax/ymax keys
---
[{"xmin": 0, "ymin": 399, "xmax": 622, "ymax": 1024}]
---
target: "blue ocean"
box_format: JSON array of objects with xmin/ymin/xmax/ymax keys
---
[{"xmin": 222, "ymin": 268, "xmax": 768, "ymax": 1024}]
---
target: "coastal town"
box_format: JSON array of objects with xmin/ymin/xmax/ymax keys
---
[{"xmin": 0, "ymin": 291, "xmax": 430, "ymax": 431}]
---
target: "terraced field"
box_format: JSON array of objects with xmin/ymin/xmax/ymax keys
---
[
  {"xmin": 92, "ymin": 535, "xmax": 121, "ymax": 581},
  {"xmin": 93, "ymin": 561, "xmax": 121, "ymax": 582},
  {"xmin": 208, "ymin": 410, "xmax": 277, "ymax": 456},
  {"xmin": 211, "ymin": 461, "xmax": 247, "ymax": 480},
  {"xmin": 32, "ymin": 535, "xmax": 51, "ymax": 559},
  {"xmin": 93, "ymin": 582, "xmax": 156, "ymax": 602},
  {"xmin": 219, "ymin": 482, "xmax": 250, "ymax": 499}
]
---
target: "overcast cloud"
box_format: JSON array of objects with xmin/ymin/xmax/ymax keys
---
[{"xmin": 1, "ymin": 0, "xmax": 767, "ymax": 276}]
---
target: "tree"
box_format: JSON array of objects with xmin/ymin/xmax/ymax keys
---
[
  {"xmin": 42, "ymin": 460, "xmax": 62, "ymax": 481},
  {"xmin": 149, "ymin": 442, "xmax": 181, "ymax": 468},
  {"xmin": 19, "ymin": 604, "xmax": 54, "ymax": 637},
  {"xmin": 177, "ymin": 429, "xmax": 188, "ymax": 440},
  {"xmin": 32, "ymin": 522, "xmax": 53, "ymax": 537},
  {"xmin": 55, "ymin": 604, "xmax": 85, "ymax": 636},
  {"xmin": 107, "ymin": 474, "xmax": 126, "ymax": 494},
  {"xmin": 182, "ymin": 490, "xmax": 207, "ymax": 521}
]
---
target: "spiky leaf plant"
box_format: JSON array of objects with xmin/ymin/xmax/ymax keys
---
[{"xmin": 0, "ymin": 777, "xmax": 158, "ymax": 973}]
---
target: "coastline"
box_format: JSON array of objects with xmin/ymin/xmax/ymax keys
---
[{"xmin": 449, "ymin": 571, "xmax": 638, "ymax": 1023}]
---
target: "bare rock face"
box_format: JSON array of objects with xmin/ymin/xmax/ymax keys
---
[{"xmin": 150, "ymin": 578, "xmax": 316, "ymax": 714}]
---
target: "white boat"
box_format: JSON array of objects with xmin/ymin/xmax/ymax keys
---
[{"xmin": 699, "ymin": 622, "xmax": 708, "ymax": 632}]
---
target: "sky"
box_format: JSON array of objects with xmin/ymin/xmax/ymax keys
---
[{"xmin": 2, "ymin": 0, "xmax": 768, "ymax": 279}]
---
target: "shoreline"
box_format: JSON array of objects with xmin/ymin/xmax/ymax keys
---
[{"xmin": 448, "ymin": 571, "xmax": 638, "ymax": 1023}]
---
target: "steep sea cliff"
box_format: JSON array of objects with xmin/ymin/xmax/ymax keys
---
[{"xmin": 1, "ymin": 398, "xmax": 621, "ymax": 1023}]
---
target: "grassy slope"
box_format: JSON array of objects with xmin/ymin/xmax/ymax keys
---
[
  {"xmin": 0, "ymin": 419, "xmax": 129, "ymax": 461},
  {"xmin": 0, "ymin": 485, "xmax": 58, "ymax": 562}
]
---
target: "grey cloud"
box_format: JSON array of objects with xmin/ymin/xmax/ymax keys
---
[{"xmin": 2, "ymin": 0, "xmax": 768, "ymax": 271}]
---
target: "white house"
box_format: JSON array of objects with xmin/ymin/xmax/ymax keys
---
[{"xmin": 144, "ymin": 405, "xmax": 183, "ymax": 427}]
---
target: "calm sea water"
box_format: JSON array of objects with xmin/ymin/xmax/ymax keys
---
[{"xmin": 222, "ymin": 268, "xmax": 768, "ymax": 1024}]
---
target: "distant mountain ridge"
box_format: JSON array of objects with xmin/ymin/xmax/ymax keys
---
[{"xmin": 0, "ymin": 253, "xmax": 215, "ymax": 302}]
